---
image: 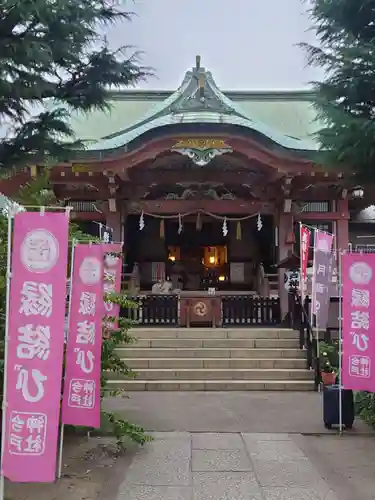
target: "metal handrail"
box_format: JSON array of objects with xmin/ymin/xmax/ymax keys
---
[{"xmin": 294, "ymin": 292, "xmax": 320, "ymax": 390}]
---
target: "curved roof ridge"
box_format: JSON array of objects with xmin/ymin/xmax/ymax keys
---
[
  {"xmin": 85, "ymin": 112, "xmax": 317, "ymax": 152},
  {"xmin": 81, "ymin": 57, "xmax": 319, "ymax": 154},
  {"xmin": 101, "ymin": 71, "xmax": 192, "ymax": 141}
]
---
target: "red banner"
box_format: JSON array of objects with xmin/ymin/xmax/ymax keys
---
[
  {"xmin": 300, "ymin": 225, "xmax": 311, "ymax": 299},
  {"xmin": 2, "ymin": 212, "xmax": 69, "ymax": 482},
  {"xmin": 62, "ymin": 244, "xmax": 103, "ymax": 428}
]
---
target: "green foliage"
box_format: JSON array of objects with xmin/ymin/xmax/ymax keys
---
[
  {"xmin": 301, "ymin": 0, "xmax": 375, "ymax": 179},
  {"xmin": 0, "ymin": 0, "xmax": 151, "ymax": 170},
  {"xmin": 319, "ymin": 340, "xmax": 339, "ymax": 373},
  {"xmin": 11, "ymin": 171, "xmax": 100, "ymax": 244},
  {"xmin": 355, "ymin": 392, "xmax": 375, "ymax": 428},
  {"xmin": 101, "ymin": 287, "xmax": 151, "ymax": 446},
  {"xmin": 12, "ymin": 170, "xmax": 55, "ymax": 206}
]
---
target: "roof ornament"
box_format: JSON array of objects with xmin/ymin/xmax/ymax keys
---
[
  {"xmin": 199, "ymin": 74, "xmax": 205, "ymax": 100},
  {"xmin": 195, "ymin": 55, "xmax": 205, "ymax": 99},
  {"xmin": 171, "ymin": 138, "xmax": 233, "ymax": 167}
]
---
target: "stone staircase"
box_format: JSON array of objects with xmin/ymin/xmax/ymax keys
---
[{"xmin": 110, "ymin": 327, "xmax": 314, "ymax": 391}]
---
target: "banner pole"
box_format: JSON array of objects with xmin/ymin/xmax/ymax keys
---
[
  {"xmin": 316, "ymin": 325, "xmax": 320, "ymax": 393},
  {"xmin": 0, "ymin": 212, "xmax": 14, "ymax": 500},
  {"xmin": 338, "ymin": 248, "xmax": 344, "ymax": 436},
  {"xmin": 57, "ymin": 239, "xmax": 77, "ymax": 479},
  {"xmin": 299, "ymin": 222, "xmax": 306, "ymax": 305},
  {"xmin": 311, "ymin": 229, "xmax": 319, "ymax": 390}
]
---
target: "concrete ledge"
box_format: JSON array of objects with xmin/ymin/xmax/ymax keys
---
[
  {"xmin": 121, "ymin": 358, "xmax": 308, "ymax": 369},
  {"xmin": 116, "ymin": 348, "xmax": 306, "ymax": 359},
  {"xmin": 107, "ymin": 380, "xmax": 315, "ymax": 391}
]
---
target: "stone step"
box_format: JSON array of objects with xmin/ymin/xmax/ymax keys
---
[
  {"xmin": 132, "ymin": 328, "xmax": 299, "ymax": 339},
  {"xmin": 129, "ymin": 338, "xmax": 300, "ymax": 349},
  {"xmin": 114, "ymin": 368, "xmax": 313, "ymax": 380},
  {"xmin": 110, "ymin": 327, "xmax": 311, "ymax": 391},
  {"xmin": 107, "ymin": 379, "xmax": 315, "ymax": 391},
  {"xmin": 116, "ymin": 347, "xmax": 306, "ymax": 359},
  {"xmin": 121, "ymin": 357, "xmax": 307, "ymax": 369}
]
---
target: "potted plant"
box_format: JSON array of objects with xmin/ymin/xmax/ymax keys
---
[
  {"xmin": 320, "ymin": 342, "xmax": 338, "ymax": 385},
  {"xmin": 321, "ymin": 361, "xmax": 337, "ymax": 385}
]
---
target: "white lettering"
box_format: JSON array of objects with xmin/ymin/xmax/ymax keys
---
[
  {"xmin": 104, "ymin": 269, "xmax": 116, "ymax": 282},
  {"xmin": 24, "ymin": 434, "xmax": 43, "ymax": 453},
  {"xmin": 315, "ymin": 283, "xmax": 325, "ymax": 294},
  {"xmin": 9, "ymin": 434, "xmax": 23, "ymax": 452},
  {"xmin": 19, "ymin": 281, "xmax": 53, "ymax": 317},
  {"xmin": 350, "ymin": 311, "xmax": 370, "ymax": 330},
  {"xmin": 104, "ymin": 282, "xmax": 115, "ymax": 294},
  {"xmin": 317, "ymin": 264, "xmax": 326, "ymax": 276},
  {"xmin": 8, "ymin": 412, "xmax": 47, "ymax": 456},
  {"xmin": 11, "ymin": 414, "xmax": 24, "ymax": 433},
  {"xmin": 349, "ymin": 355, "xmax": 371, "ymax": 378},
  {"xmin": 74, "ymin": 349, "xmax": 95, "ymax": 374},
  {"xmin": 15, "ymin": 367, "xmax": 47, "ymax": 403},
  {"xmin": 351, "ymin": 332, "xmax": 369, "ymax": 352},
  {"xmin": 26, "ymin": 415, "xmax": 45, "ymax": 434},
  {"xmin": 351, "ymin": 289, "xmax": 370, "ymax": 308},
  {"xmin": 68, "ymin": 379, "xmax": 96, "ymax": 408},
  {"xmin": 76, "ymin": 321, "xmax": 95, "ymax": 345},
  {"xmin": 78, "ymin": 292, "xmax": 96, "ymax": 316},
  {"xmin": 17, "ymin": 324, "xmax": 51, "ymax": 360},
  {"xmin": 104, "ymin": 254, "xmax": 119, "ymax": 268},
  {"xmin": 104, "ymin": 301, "xmax": 114, "ymax": 313}
]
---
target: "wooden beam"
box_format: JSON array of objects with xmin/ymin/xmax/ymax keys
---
[
  {"xmin": 71, "ymin": 212, "xmax": 105, "ymax": 221},
  {"xmin": 295, "ymin": 212, "xmax": 349, "ymax": 221},
  {"xmin": 53, "ymin": 133, "xmax": 314, "ymax": 173},
  {"xmin": 126, "ymin": 168, "xmax": 271, "ymax": 185},
  {"xmin": 127, "ymin": 199, "xmax": 274, "ymax": 215}
]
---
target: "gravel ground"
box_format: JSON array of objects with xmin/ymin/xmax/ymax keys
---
[{"xmin": 5, "ymin": 435, "xmax": 139, "ymax": 500}]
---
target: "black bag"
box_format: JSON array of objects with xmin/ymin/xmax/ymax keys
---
[{"xmin": 323, "ymin": 384, "xmax": 354, "ymax": 429}]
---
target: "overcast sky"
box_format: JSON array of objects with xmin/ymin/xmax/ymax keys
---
[{"xmin": 105, "ymin": 0, "xmax": 322, "ymax": 90}]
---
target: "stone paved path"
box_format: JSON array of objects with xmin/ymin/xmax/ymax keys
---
[
  {"xmin": 105, "ymin": 392, "xmax": 371, "ymax": 434},
  {"xmin": 116, "ymin": 432, "xmax": 338, "ymax": 500}
]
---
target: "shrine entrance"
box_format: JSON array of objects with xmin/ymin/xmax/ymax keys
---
[{"xmin": 124, "ymin": 212, "xmax": 276, "ymax": 293}]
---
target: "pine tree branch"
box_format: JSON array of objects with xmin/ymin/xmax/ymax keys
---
[
  {"xmin": 0, "ymin": 0, "xmax": 152, "ymax": 170},
  {"xmin": 302, "ymin": 0, "xmax": 375, "ymax": 179}
]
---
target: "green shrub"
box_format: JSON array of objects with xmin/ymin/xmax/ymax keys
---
[
  {"xmin": 319, "ymin": 340, "xmax": 339, "ymax": 374},
  {"xmin": 355, "ymin": 392, "xmax": 375, "ymax": 428}
]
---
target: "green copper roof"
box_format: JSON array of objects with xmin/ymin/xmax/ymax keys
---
[{"xmin": 68, "ymin": 61, "xmax": 321, "ymax": 153}]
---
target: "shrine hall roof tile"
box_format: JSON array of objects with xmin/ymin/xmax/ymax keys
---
[
  {"xmin": 89, "ymin": 111, "xmax": 317, "ymax": 152},
  {"xmin": 68, "ymin": 59, "xmax": 321, "ymax": 155}
]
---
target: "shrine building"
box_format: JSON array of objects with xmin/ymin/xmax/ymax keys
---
[{"xmin": 1, "ymin": 56, "xmax": 371, "ymax": 324}]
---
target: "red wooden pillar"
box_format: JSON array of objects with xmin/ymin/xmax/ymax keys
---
[
  {"xmin": 336, "ymin": 199, "xmax": 349, "ymax": 251},
  {"xmin": 105, "ymin": 208, "xmax": 123, "ymax": 242}
]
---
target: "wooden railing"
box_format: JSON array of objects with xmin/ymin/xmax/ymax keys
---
[
  {"xmin": 121, "ymin": 295, "xmax": 179, "ymax": 326},
  {"xmin": 121, "ymin": 294, "xmax": 281, "ymax": 328},
  {"xmin": 221, "ymin": 296, "xmax": 281, "ymax": 326}
]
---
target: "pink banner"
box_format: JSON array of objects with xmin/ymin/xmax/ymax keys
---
[
  {"xmin": 342, "ymin": 253, "xmax": 375, "ymax": 391},
  {"xmin": 61, "ymin": 244, "xmax": 103, "ymax": 428},
  {"xmin": 102, "ymin": 244, "xmax": 123, "ymax": 335},
  {"xmin": 2, "ymin": 212, "xmax": 69, "ymax": 483},
  {"xmin": 300, "ymin": 225, "xmax": 311, "ymax": 299}
]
